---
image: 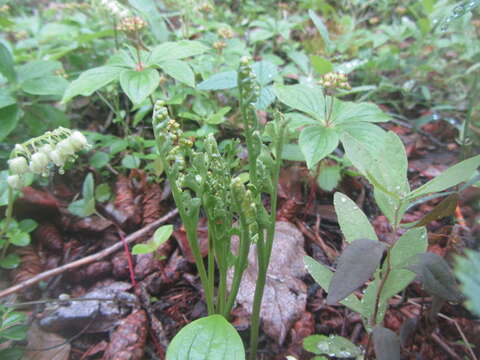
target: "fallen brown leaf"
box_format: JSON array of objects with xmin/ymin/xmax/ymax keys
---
[{"xmin": 229, "ymin": 221, "xmax": 307, "ymax": 344}]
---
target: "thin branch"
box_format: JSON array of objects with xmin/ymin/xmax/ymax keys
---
[{"xmin": 0, "ymin": 209, "xmax": 178, "ymax": 300}]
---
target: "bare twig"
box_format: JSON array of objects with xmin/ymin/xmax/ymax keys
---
[
  {"xmin": 431, "ymin": 333, "xmax": 462, "ymax": 360},
  {"xmin": 0, "ymin": 209, "xmax": 179, "ymax": 300}
]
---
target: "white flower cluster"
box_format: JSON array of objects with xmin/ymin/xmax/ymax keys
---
[
  {"xmin": 7, "ymin": 130, "xmax": 89, "ymax": 190},
  {"xmin": 99, "ymin": 0, "xmax": 130, "ymax": 18}
]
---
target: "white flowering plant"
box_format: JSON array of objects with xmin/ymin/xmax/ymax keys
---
[{"xmin": 0, "ymin": 127, "xmax": 89, "ymax": 268}]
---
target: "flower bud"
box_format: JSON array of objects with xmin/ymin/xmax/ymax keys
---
[
  {"xmin": 29, "ymin": 152, "xmax": 49, "ymax": 174},
  {"xmin": 7, "ymin": 174, "xmax": 23, "ymax": 189},
  {"xmin": 56, "ymin": 139, "xmax": 75, "ymax": 157},
  {"xmin": 8, "ymin": 156, "xmax": 29, "ymax": 175},
  {"xmin": 69, "ymin": 131, "xmax": 88, "ymax": 151},
  {"xmin": 39, "ymin": 144, "xmax": 55, "ymax": 155},
  {"xmin": 49, "ymin": 150, "xmax": 66, "ymax": 167}
]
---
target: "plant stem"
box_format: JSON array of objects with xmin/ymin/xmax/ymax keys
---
[
  {"xmin": 0, "ymin": 188, "xmax": 14, "ymax": 259},
  {"xmin": 460, "ymin": 73, "xmax": 478, "ymax": 161},
  {"xmin": 248, "ymin": 120, "xmax": 286, "ymax": 360}
]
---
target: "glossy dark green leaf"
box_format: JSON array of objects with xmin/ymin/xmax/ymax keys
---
[
  {"xmin": 406, "ymin": 252, "xmax": 463, "ymax": 302},
  {"xmin": 120, "ymin": 68, "xmax": 159, "ymax": 104},
  {"xmin": 166, "ymin": 315, "xmax": 245, "ymax": 360},
  {"xmin": 9, "ymin": 232, "xmax": 30, "ymax": 247},
  {"xmin": 1, "ymin": 325, "xmax": 28, "ymax": 341},
  {"xmin": 372, "ymin": 326, "xmax": 401, "ymax": 360},
  {"xmin": 327, "ymin": 239, "xmax": 386, "ymax": 305},
  {"xmin": 0, "ymin": 348, "xmax": 23, "ymax": 360},
  {"xmin": 18, "ymin": 219, "xmax": 37, "ymax": 233}
]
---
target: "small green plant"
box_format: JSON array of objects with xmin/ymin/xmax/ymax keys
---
[
  {"xmin": 153, "ymin": 57, "xmax": 287, "ymax": 360},
  {"xmin": 304, "ymin": 128, "xmax": 480, "ymax": 359},
  {"xmin": 0, "ymin": 305, "xmax": 28, "ymax": 360},
  {"xmin": 1, "ymin": 127, "xmax": 89, "ymax": 268},
  {"xmin": 132, "ymin": 224, "xmax": 173, "ymax": 256}
]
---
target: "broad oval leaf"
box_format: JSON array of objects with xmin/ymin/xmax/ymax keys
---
[
  {"xmin": 304, "ymin": 256, "xmax": 364, "ymax": 315},
  {"xmin": 0, "ymin": 43, "xmax": 16, "ymax": 83},
  {"xmin": 148, "ymin": 40, "xmax": 208, "ymax": 65},
  {"xmin": 299, "ymin": 126, "xmax": 339, "ymax": 169},
  {"xmin": 327, "ymin": 239, "xmax": 386, "ymax": 305},
  {"xmin": 372, "ymin": 326, "xmax": 401, "ymax": 360},
  {"xmin": 17, "ymin": 60, "xmax": 62, "ymax": 83},
  {"xmin": 21, "ymin": 76, "xmax": 68, "ymax": 96},
  {"xmin": 166, "ymin": 315, "xmax": 245, "ymax": 360},
  {"xmin": 62, "ymin": 66, "xmax": 124, "ymax": 103},
  {"xmin": 274, "ymin": 84, "xmax": 325, "ymax": 122},
  {"xmin": 153, "ymin": 224, "xmax": 173, "ymax": 247},
  {"xmin": 159, "ymin": 59, "xmax": 195, "ymax": 87},
  {"xmin": 413, "ymin": 194, "xmax": 459, "ymax": 227},
  {"xmin": 405, "ymin": 252, "xmax": 463, "ymax": 302},
  {"xmin": 120, "ymin": 68, "xmax": 159, "ymax": 104},
  {"xmin": 408, "ymin": 155, "xmax": 480, "ymax": 199},
  {"xmin": 0, "ymin": 104, "xmax": 19, "ymax": 141},
  {"xmin": 252, "ymin": 60, "xmax": 278, "ymax": 86},
  {"xmin": 197, "ymin": 71, "xmax": 238, "ymax": 90},
  {"xmin": 303, "ymin": 334, "xmax": 361, "ymax": 358},
  {"xmin": 329, "ymin": 100, "xmax": 390, "ymax": 125},
  {"xmin": 334, "ymin": 192, "xmax": 378, "ymax": 243}
]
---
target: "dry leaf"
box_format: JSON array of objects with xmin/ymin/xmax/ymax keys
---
[
  {"xmin": 228, "ymin": 221, "xmax": 307, "ymax": 344},
  {"xmin": 23, "ymin": 323, "xmax": 70, "ymax": 360}
]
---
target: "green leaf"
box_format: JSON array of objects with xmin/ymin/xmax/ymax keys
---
[
  {"xmin": 21, "ymin": 76, "xmax": 68, "ymax": 96},
  {"xmin": 17, "ymin": 60, "xmax": 62, "ymax": 83},
  {"xmin": 406, "ymin": 252, "xmax": 463, "ymax": 302},
  {"xmin": 205, "ymin": 106, "xmax": 231, "ymax": 125},
  {"xmin": 255, "ymin": 86, "xmax": 276, "ymax": 110},
  {"xmin": 281, "ymin": 143, "xmax": 305, "ymax": 162},
  {"xmin": 372, "ymin": 326, "xmax": 400, "ymax": 360},
  {"xmin": 95, "ymin": 183, "xmax": 111, "ymax": 202},
  {"xmin": 337, "ymin": 121, "xmax": 386, "ymax": 154},
  {"xmin": 148, "ymin": 40, "xmax": 208, "ymax": 65},
  {"xmin": 82, "ymin": 173, "xmax": 95, "ymax": 200},
  {"xmin": 1, "ymin": 325, "xmax": 28, "ymax": 341},
  {"xmin": 153, "ymin": 224, "xmax": 173, "ymax": 247},
  {"xmin": 412, "ymin": 194, "xmax": 459, "ymax": 227},
  {"xmin": 274, "ymin": 84, "xmax": 325, "ymax": 122},
  {"xmin": 311, "ymin": 55, "xmax": 334, "ymax": 75},
  {"xmin": 303, "ymin": 334, "xmax": 361, "ymax": 358},
  {"xmin": 0, "ymin": 105, "xmax": 19, "ymax": 142},
  {"xmin": 131, "ymin": 244, "xmax": 153, "ymax": 255},
  {"xmin": 334, "ymin": 192, "xmax": 377, "ymax": 243},
  {"xmin": 329, "ymin": 100, "xmax": 390, "ymax": 125},
  {"xmin": 159, "ymin": 59, "xmax": 195, "ymax": 87},
  {"xmin": 0, "ymin": 348, "xmax": 23, "ymax": 360},
  {"xmin": 23, "ymin": 104, "xmax": 70, "ymax": 136},
  {"xmin": 18, "ymin": 219, "xmax": 37, "ymax": 233},
  {"xmin": 0, "ymin": 91, "xmax": 16, "ymax": 109},
  {"xmin": 197, "ymin": 71, "xmax": 238, "ymax": 90},
  {"xmin": 166, "ymin": 315, "xmax": 245, "ymax": 360},
  {"xmin": 299, "ymin": 126, "xmax": 339, "ymax": 169},
  {"xmin": 62, "ymin": 66, "xmax": 124, "ymax": 103},
  {"xmin": 308, "ymin": 10, "xmax": 332, "ymax": 53},
  {"xmin": 0, "ymin": 254, "xmax": 20, "ymax": 269},
  {"xmin": 89, "ymin": 152, "xmax": 110, "ymax": 169},
  {"xmin": 316, "ymin": 164, "xmax": 341, "ymax": 192},
  {"xmin": 304, "ymin": 256, "xmax": 364, "ymax": 315},
  {"xmin": 122, "ymin": 154, "xmax": 141, "ymax": 169},
  {"xmin": 120, "ymin": 68, "xmax": 159, "ymax": 104},
  {"xmin": 0, "ymin": 171, "xmax": 10, "ymax": 206},
  {"xmin": 0, "ymin": 43, "xmax": 16, "ymax": 83},
  {"xmin": 327, "ymin": 239, "xmax": 386, "ymax": 305},
  {"xmin": 408, "ymin": 155, "xmax": 480, "ymax": 199},
  {"xmin": 455, "ymin": 250, "xmax": 480, "ymax": 316},
  {"xmin": 252, "ymin": 60, "xmax": 278, "ymax": 86},
  {"xmin": 9, "ymin": 232, "xmax": 30, "ymax": 247},
  {"xmin": 381, "ymin": 227, "xmax": 428, "ymax": 300},
  {"xmin": 68, "ymin": 199, "xmax": 95, "ymax": 218}
]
